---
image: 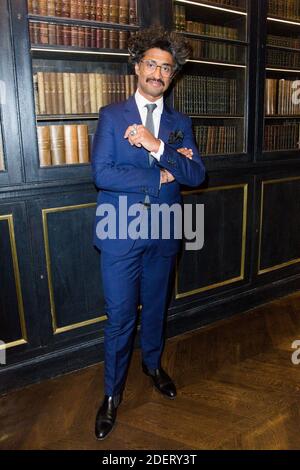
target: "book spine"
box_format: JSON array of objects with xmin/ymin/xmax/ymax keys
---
[
  {"xmin": 50, "ymin": 72, "xmax": 59, "ymax": 115},
  {"xmin": 32, "ymin": 0, "xmax": 39, "ymax": 14},
  {"xmin": 82, "ymin": 73, "xmax": 91, "ymax": 113},
  {"xmin": 39, "ymin": 0, "xmax": 47, "ymax": 15},
  {"xmin": 55, "ymin": 0, "xmax": 63, "ymax": 17},
  {"xmin": 119, "ymin": 0, "xmax": 129, "ymax": 24},
  {"xmin": 37, "ymin": 126, "xmax": 52, "ymax": 166},
  {"xmin": 129, "ymin": 0, "xmax": 137, "ymax": 25},
  {"xmin": 102, "ymin": 0, "xmax": 110, "ymax": 22},
  {"xmin": 77, "ymin": 0, "xmax": 85, "ymax": 19},
  {"xmin": 47, "ymin": 0, "xmax": 56, "ymax": 16},
  {"xmin": 76, "ymin": 73, "xmax": 83, "ymax": 113},
  {"xmin": 27, "ymin": 0, "xmax": 33, "ymax": 14},
  {"xmin": 84, "ymin": 0, "xmax": 91, "ymax": 20},
  {"xmin": 96, "ymin": 0, "xmax": 103, "ymax": 21},
  {"xmin": 71, "ymin": 26, "xmax": 79, "ymax": 47},
  {"xmin": 96, "ymin": 74, "xmax": 104, "ymax": 110},
  {"xmin": 37, "ymin": 71, "xmax": 46, "ymax": 114},
  {"xmin": 119, "ymin": 30, "xmax": 128, "ymax": 50},
  {"xmin": 70, "ymin": 73, "xmax": 78, "ymax": 114},
  {"xmin": 109, "ymin": 29, "xmax": 118, "ymax": 49},
  {"xmin": 48, "ymin": 23, "xmax": 56, "ymax": 45},
  {"xmin": 50, "ymin": 125, "xmax": 65, "ymax": 165},
  {"xmin": 89, "ymin": 73, "xmax": 98, "ymax": 113},
  {"xmin": 110, "ymin": 0, "xmax": 119, "ymax": 23},
  {"xmin": 62, "ymin": 73, "xmax": 71, "ymax": 114},
  {"xmin": 57, "ymin": 72, "xmax": 65, "ymax": 114},
  {"xmin": 77, "ymin": 125, "xmax": 90, "ymax": 163},
  {"xmin": 64, "ymin": 125, "xmax": 79, "ymax": 164},
  {"xmin": 62, "ymin": 0, "xmax": 71, "ymax": 17},
  {"xmin": 30, "ymin": 22, "xmax": 39, "ymax": 44},
  {"xmin": 44, "ymin": 72, "xmax": 52, "ymax": 114},
  {"xmin": 70, "ymin": 0, "xmax": 78, "ymax": 18}
]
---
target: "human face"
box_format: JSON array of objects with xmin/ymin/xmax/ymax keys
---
[{"xmin": 134, "ymin": 48, "xmax": 175, "ymax": 102}]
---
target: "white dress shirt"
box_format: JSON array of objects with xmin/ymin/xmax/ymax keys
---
[{"xmin": 134, "ymin": 88, "xmax": 165, "ymax": 160}]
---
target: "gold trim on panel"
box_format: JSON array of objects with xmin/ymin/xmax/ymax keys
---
[
  {"xmin": 0, "ymin": 214, "xmax": 28, "ymax": 349},
  {"xmin": 258, "ymin": 176, "xmax": 300, "ymax": 275},
  {"xmin": 42, "ymin": 203, "xmax": 107, "ymax": 335},
  {"xmin": 176, "ymin": 183, "xmax": 248, "ymax": 299}
]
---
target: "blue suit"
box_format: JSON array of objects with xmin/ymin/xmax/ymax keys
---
[{"xmin": 92, "ymin": 94, "xmax": 205, "ymax": 395}]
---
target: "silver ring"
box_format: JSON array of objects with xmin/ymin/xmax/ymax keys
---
[{"xmin": 129, "ymin": 124, "xmax": 138, "ymax": 137}]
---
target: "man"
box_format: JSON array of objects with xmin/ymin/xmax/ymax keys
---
[{"xmin": 92, "ymin": 27, "xmax": 205, "ymax": 440}]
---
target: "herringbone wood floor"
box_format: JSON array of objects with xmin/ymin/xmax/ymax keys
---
[{"xmin": 2, "ymin": 291, "xmax": 300, "ymax": 449}]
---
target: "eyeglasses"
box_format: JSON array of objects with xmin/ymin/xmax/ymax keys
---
[{"xmin": 140, "ymin": 59, "xmax": 174, "ymax": 78}]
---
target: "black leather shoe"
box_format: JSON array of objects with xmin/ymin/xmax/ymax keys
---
[
  {"xmin": 95, "ymin": 394, "xmax": 120, "ymax": 440},
  {"xmin": 142, "ymin": 363, "xmax": 177, "ymax": 399}
]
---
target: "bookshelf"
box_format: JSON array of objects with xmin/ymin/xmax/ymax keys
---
[
  {"xmin": 262, "ymin": 0, "xmax": 300, "ymax": 158},
  {"xmin": 3, "ymin": 0, "xmax": 300, "ymax": 397},
  {"xmin": 172, "ymin": 0, "xmax": 249, "ymax": 159},
  {"xmin": 23, "ymin": 0, "xmax": 139, "ymax": 175}
]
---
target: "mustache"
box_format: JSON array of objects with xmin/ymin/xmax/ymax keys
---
[{"xmin": 146, "ymin": 78, "xmax": 165, "ymax": 86}]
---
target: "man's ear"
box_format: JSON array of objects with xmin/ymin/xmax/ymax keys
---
[{"xmin": 135, "ymin": 63, "xmax": 140, "ymax": 77}]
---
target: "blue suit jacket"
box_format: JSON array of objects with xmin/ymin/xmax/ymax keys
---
[{"xmin": 92, "ymin": 94, "xmax": 206, "ymax": 255}]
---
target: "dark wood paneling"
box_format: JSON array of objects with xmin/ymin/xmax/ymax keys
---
[
  {"xmin": 44, "ymin": 203, "xmax": 105, "ymax": 332},
  {"xmin": 258, "ymin": 176, "xmax": 300, "ymax": 275},
  {"xmin": 27, "ymin": 190, "xmax": 106, "ymax": 345},
  {"xmin": 0, "ymin": 216, "xmax": 23, "ymax": 342},
  {"xmin": 176, "ymin": 182, "xmax": 249, "ymax": 299},
  {"xmin": 0, "ymin": 200, "xmax": 41, "ymax": 360}
]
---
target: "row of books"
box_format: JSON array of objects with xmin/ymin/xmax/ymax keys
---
[
  {"xmin": 29, "ymin": 22, "xmax": 130, "ymax": 49},
  {"xmin": 267, "ymin": 34, "xmax": 300, "ymax": 49},
  {"xmin": 0, "ymin": 126, "xmax": 4, "ymax": 172},
  {"xmin": 37, "ymin": 124, "xmax": 90, "ymax": 166},
  {"xmin": 193, "ymin": 125, "xmax": 237, "ymax": 155},
  {"xmin": 27, "ymin": 0, "xmax": 138, "ymax": 25},
  {"xmin": 265, "ymin": 79, "xmax": 300, "ymax": 115},
  {"xmin": 189, "ymin": 38, "xmax": 241, "ymax": 63},
  {"xmin": 174, "ymin": 5, "xmax": 239, "ymax": 40},
  {"xmin": 267, "ymin": 49, "xmax": 300, "ymax": 69},
  {"xmin": 174, "ymin": 75, "xmax": 237, "ymax": 115},
  {"xmin": 268, "ymin": 0, "xmax": 300, "ymax": 20},
  {"xmin": 264, "ymin": 122, "xmax": 300, "ymax": 151},
  {"xmin": 33, "ymin": 72, "xmax": 137, "ymax": 116}
]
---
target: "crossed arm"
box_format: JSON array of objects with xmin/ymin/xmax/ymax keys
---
[{"xmin": 92, "ymin": 107, "xmax": 205, "ymax": 196}]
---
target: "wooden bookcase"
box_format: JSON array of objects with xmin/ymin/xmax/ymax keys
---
[{"xmin": 172, "ymin": 0, "xmax": 248, "ymax": 159}]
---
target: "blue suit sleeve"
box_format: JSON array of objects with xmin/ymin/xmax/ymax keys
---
[
  {"xmin": 157, "ymin": 115, "xmax": 206, "ymax": 187},
  {"xmin": 91, "ymin": 107, "xmax": 161, "ymax": 196}
]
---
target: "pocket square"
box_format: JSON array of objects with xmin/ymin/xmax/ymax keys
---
[{"xmin": 168, "ymin": 129, "xmax": 184, "ymax": 145}]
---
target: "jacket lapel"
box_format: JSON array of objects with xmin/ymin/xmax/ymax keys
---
[{"xmin": 158, "ymin": 102, "xmax": 176, "ymax": 144}]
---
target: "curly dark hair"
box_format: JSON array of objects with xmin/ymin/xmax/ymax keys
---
[{"xmin": 128, "ymin": 26, "xmax": 192, "ymax": 76}]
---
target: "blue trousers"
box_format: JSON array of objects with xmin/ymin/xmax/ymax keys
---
[{"xmin": 100, "ymin": 214, "xmax": 176, "ymax": 396}]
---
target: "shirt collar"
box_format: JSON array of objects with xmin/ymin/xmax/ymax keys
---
[{"xmin": 135, "ymin": 88, "xmax": 164, "ymax": 114}]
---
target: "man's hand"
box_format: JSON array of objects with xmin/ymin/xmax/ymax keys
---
[
  {"xmin": 177, "ymin": 147, "xmax": 193, "ymax": 159},
  {"xmin": 160, "ymin": 169, "xmax": 175, "ymax": 185},
  {"xmin": 124, "ymin": 125, "xmax": 160, "ymax": 153},
  {"xmin": 160, "ymin": 147, "xmax": 194, "ymax": 185}
]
